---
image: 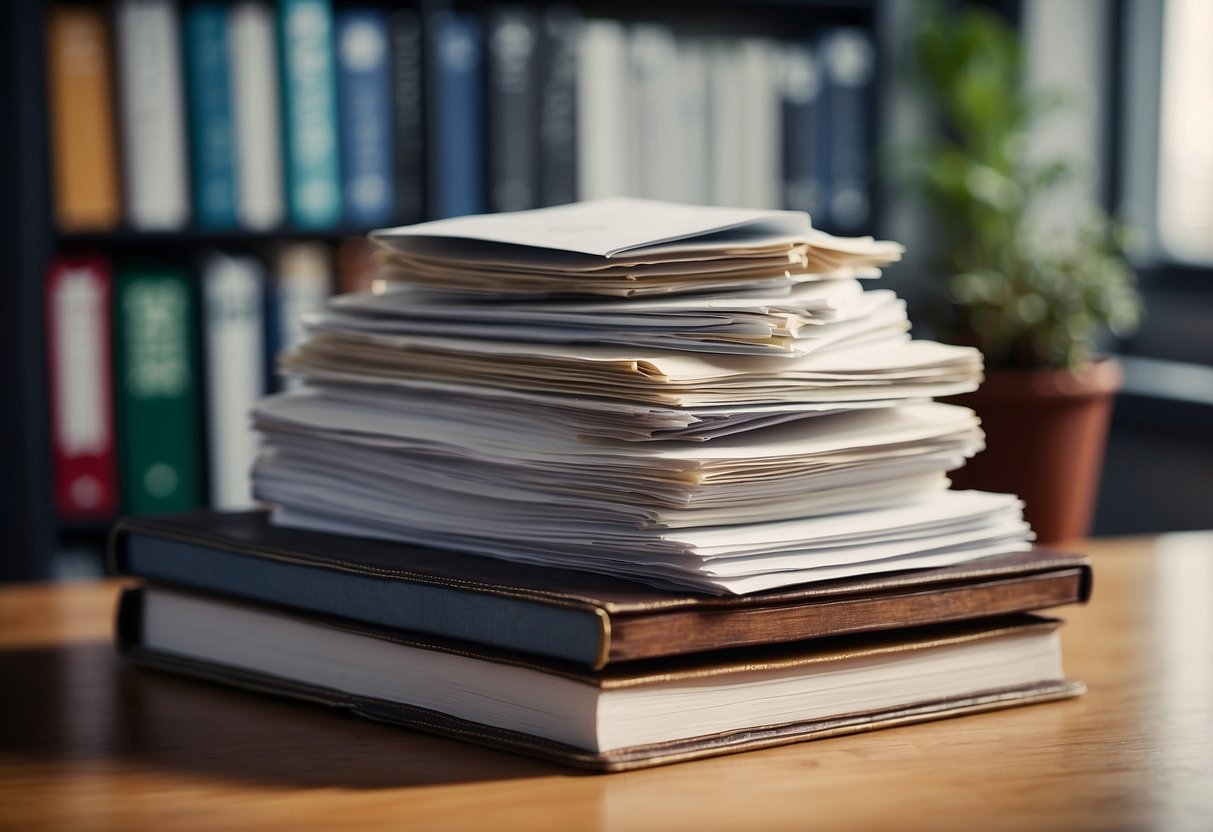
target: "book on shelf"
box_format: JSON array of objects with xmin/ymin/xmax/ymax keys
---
[
  {"xmin": 229, "ymin": 0, "xmax": 286, "ymax": 230},
  {"xmin": 114, "ymin": 0, "xmax": 191, "ymax": 231},
  {"xmin": 117, "ymin": 585, "xmax": 1083, "ymax": 771},
  {"xmin": 45, "ymin": 5, "xmax": 121, "ymax": 232},
  {"xmin": 780, "ymin": 40, "xmax": 825, "ymax": 217},
  {"xmin": 335, "ymin": 7, "xmax": 396, "ymax": 227},
  {"xmin": 388, "ymin": 7, "xmax": 425, "ymax": 225},
  {"xmin": 277, "ymin": 0, "xmax": 342, "ymax": 229},
  {"xmin": 267, "ymin": 242, "xmax": 332, "ymax": 390},
  {"xmin": 46, "ymin": 253, "xmax": 119, "ymax": 521},
  {"xmin": 820, "ymin": 27, "xmax": 875, "ymax": 231},
  {"xmin": 112, "ymin": 265, "xmax": 203, "ymax": 515},
  {"xmin": 486, "ymin": 5, "xmax": 542, "ymax": 213},
  {"xmin": 201, "ymin": 253, "xmax": 266, "ymax": 511},
  {"xmin": 426, "ymin": 9, "xmax": 485, "ymax": 218},
  {"xmin": 111, "ymin": 511, "xmax": 1091, "ymax": 669},
  {"xmin": 537, "ymin": 5, "xmax": 580, "ymax": 207},
  {"xmin": 182, "ymin": 2, "xmax": 239, "ymax": 230}
]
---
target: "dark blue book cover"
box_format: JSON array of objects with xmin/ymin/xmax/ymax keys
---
[
  {"xmin": 427, "ymin": 9, "xmax": 484, "ymax": 218},
  {"xmin": 389, "ymin": 8, "xmax": 425, "ymax": 224},
  {"xmin": 821, "ymin": 28, "xmax": 875, "ymax": 232},
  {"xmin": 538, "ymin": 5, "xmax": 580, "ymax": 207},
  {"xmin": 781, "ymin": 41, "xmax": 824, "ymax": 221},
  {"xmin": 277, "ymin": 0, "xmax": 343, "ymax": 229},
  {"xmin": 182, "ymin": 2, "xmax": 239, "ymax": 228},
  {"xmin": 486, "ymin": 6, "xmax": 540, "ymax": 213},
  {"xmin": 335, "ymin": 8, "xmax": 396, "ymax": 228}
]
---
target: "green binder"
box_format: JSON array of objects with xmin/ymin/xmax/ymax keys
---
[{"xmin": 113, "ymin": 266, "xmax": 203, "ymax": 515}]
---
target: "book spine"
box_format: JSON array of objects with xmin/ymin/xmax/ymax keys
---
[
  {"xmin": 182, "ymin": 2, "xmax": 239, "ymax": 229},
  {"xmin": 277, "ymin": 0, "xmax": 342, "ymax": 229},
  {"xmin": 269, "ymin": 243, "xmax": 332, "ymax": 390},
  {"xmin": 426, "ymin": 10, "xmax": 484, "ymax": 218},
  {"xmin": 229, "ymin": 1, "xmax": 285, "ymax": 230},
  {"xmin": 780, "ymin": 41, "xmax": 824, "ymax": 219},
  {"xmin": 336, "ymin": 235, "xmax": 378, "ymax": 294},
  {"xmin": 113, "ymin": 266, "xmax": 203, "ymax": 515},
  {"xmin": 708, "ymin": 38, "xmax": 745, "ymax": 207},
  {"xmin": 628, "ymin": 23, "xmax": 680, "ymax": 202},
  {"xmin": 114, "ymin": 0, "xmax": 191, "ymax": 230},
  {"xmin": 45, "ymin": 254, "xmax": 120, "ymax": 521},
  {"xmin": 45, "ymin": 6, "xmax": 122, "ymax": 232},
  {"xmin": 335, "ymin": 8, "xmax": 396, "ymax": 228},
  {"xmin": 389, "ymin": 8, "xmax": 425, "ymax": 224},
  {"xmin": 822, "ymin": 27, "xmax": 875, "ymax": 231},
  {"xmin": 537, "ymin": 6, "xmax": 579, "ymax": 206},
  {"xmin": 201, "ymin": 253, "xmax": 266, "ymax": 510},
  {"xmin": 673, "ymin": 36, "xmax": 711, "ymax": 207},
  {"xmin": 576, "ymin": 18, "xmax": 629, "ymax": 201},
  {"xmin": 486, "ymin": 6, "xmax": 540, "ymax": 213},
  {"xmin": 738, "ymin": 37, "xmax": 781, "ymax": 209}
]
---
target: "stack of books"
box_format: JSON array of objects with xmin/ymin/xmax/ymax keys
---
[{"xmin": 112, "ymin": 199, "xmax": 1088, "ymax": 770}]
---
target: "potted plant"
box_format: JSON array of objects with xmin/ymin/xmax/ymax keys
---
[{"xmin": 902, "ymin": 4, "xmax": 1142, "ymax": 542}]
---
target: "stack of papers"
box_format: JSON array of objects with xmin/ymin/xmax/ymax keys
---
[{"xmin": 254, "ymin": 199, "xmax": 1031, "ymax": 594}]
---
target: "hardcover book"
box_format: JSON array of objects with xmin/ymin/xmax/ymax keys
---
[
  {"xmin": 46, "ymin": 254, "xmax": 119, "ymax": 520},
  {"xmin": 112, "ymin": 267, "xmax": 203, "ymax": 515},
  {"xmin": 183, "ymin": 2, "xmax": 239, "ymax": 229},
  {"xmin": 45, "ymin": 6, "xmax": 121, "ymax": 231},
  {"xmin": 426, "ymin": 9, "xmax": 484, "ymax": 218},
  {"xmin": 114, "ymin": 0, "xmax": 191, "ymax": 230},
  {"xmin": 117, "ymin": 585, "xmax": 1084, "ymax": 771},
  {"xmin": 335, "ymin": 8, "xmax": 396, "ymax": 227},
  {"xmin": 111, "ymin": 511, "xmax": 1091, "ymax": 669},
  {"xmin": 278, "ymin": 0, "xmax": 342, "ymax": 228}
]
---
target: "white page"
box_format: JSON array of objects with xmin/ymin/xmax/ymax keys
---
[{"xmin": 370, "ymin": 197, "xmax": 811, "ymax": 257}]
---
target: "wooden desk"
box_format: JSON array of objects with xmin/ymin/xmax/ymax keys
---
[{"xmin": 2, "ymin": 533, "xmax": 1211, "ymax": 831}]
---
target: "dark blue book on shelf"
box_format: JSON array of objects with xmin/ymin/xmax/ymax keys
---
[
  {"xmin": 538, "ymin": 5, "xmax": 580, "ymax": 207},
  {"xmin": 389, "ymin": 8, "xmax": 425, "ymax": 224},
  {"xmin": 335, "ymin": 8, "xmax": 396, "ymax": 228},
  {"xmin": 182, "ymin": 2, "xmax": 239, "ymax": 229},
  {"xmin": 426, "ymin": 9, "xmax": 484, "ymax": 219},
  {"xmin": 781, "ymin": 41, "xmax": 824, "ymax": 221},
  {"xmin": 486, "ymin": 6, "xmax": 540, "ymax": 213},
  {"xmin": 820, "ymin": 27, "xmax": 875, "ymax": 232},
  {"xmin": 277, "ymin": 0, "xmax": 343, "ymax": 229}
]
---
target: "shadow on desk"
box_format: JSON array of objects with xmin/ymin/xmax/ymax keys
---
[{"xmin": 0, "ymin": 640, "xmax": 568, "ymax": 788}]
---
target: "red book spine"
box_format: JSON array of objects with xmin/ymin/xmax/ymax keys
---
[{"xmin": 45, "ymin": 253, "xmax": 120, "ymax": 520}]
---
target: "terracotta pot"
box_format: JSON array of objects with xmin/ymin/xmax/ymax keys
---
[{"xmin": 946, "ymin": 358, "xmax": 1123, "ymax": 544}]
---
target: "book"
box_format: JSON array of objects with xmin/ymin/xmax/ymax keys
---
[
  {"xmin": 738, "ymin": 38, "xmax": 781, "ymax": 209},
  {"xmin": 486, "ymin": 6, "xmax": 541, "ymax": 213},
  {"xmin": 230, "ymin": 1, "xmax": 285, "ymax": 230},
  {"xmin": 277, "ymin": 0, "xmax": 342, "ymax": 229},
  {"xmin": 335, "ymin": 8, "xmax": 396, "ymax": 227},
  {"xmin": 267, "ymin": 242, "xmax": 331, "ymax": 390},
  {"xmin": 388, "ymin": 8, "xmax": 425, "ymax": 224},
  {"xmin": 112, "ymin": 265, "xmax": 202, "ymax": 514},
  {"xmin": 780, "ymin": 41, "xmax": 824, "ymax": 217},
  {"xmin": 116, "ymin": 585, "xmax": 1083, "ymax": 770},
  {"xmin": 110, "ymin": 510, "xmax": 1092, "ymax": 669},
  {"xmin": 45, "ymin": 5, "xmax": 121, "ymax": 232},
  {"xmin": 537, "ymin": 5, "xmax": 580, "ymax": 207},
  {"xmin": 182, "ymin": 2, "xmax": 239, "ymax": 229},
  {"xmin": 45, "ymin": 253, "xmax": 119, "ymax": 520},
  {"xmin": 628, "ymin": 24, "xmax": 680, "ymax": 202},
  {"xmin": 426, "ymin": 9, "xmax": 484, "ymax": 218},
  {"xmin": 576, "ymin": 19, "xmax": 629, "ymax": 201},
  {"xmin": 820, "ymin": 28, "xmax": 875, "ymax": 231},
  {"xmin": 201, "ymin": 253, "xmax": 265, "ymax": 510},
  {"xmin": 114, "ymin": 0, "xmax": 191, "ymax": 230}
]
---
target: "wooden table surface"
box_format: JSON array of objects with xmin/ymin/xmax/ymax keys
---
[{"xmin": 2, "ymin": 533, "xmax": 1212, "ymax": 831}]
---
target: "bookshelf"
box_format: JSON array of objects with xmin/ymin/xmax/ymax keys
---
[{"xmin": 1, "ymin": 0, "xmax": 883, "ymax": 581}]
